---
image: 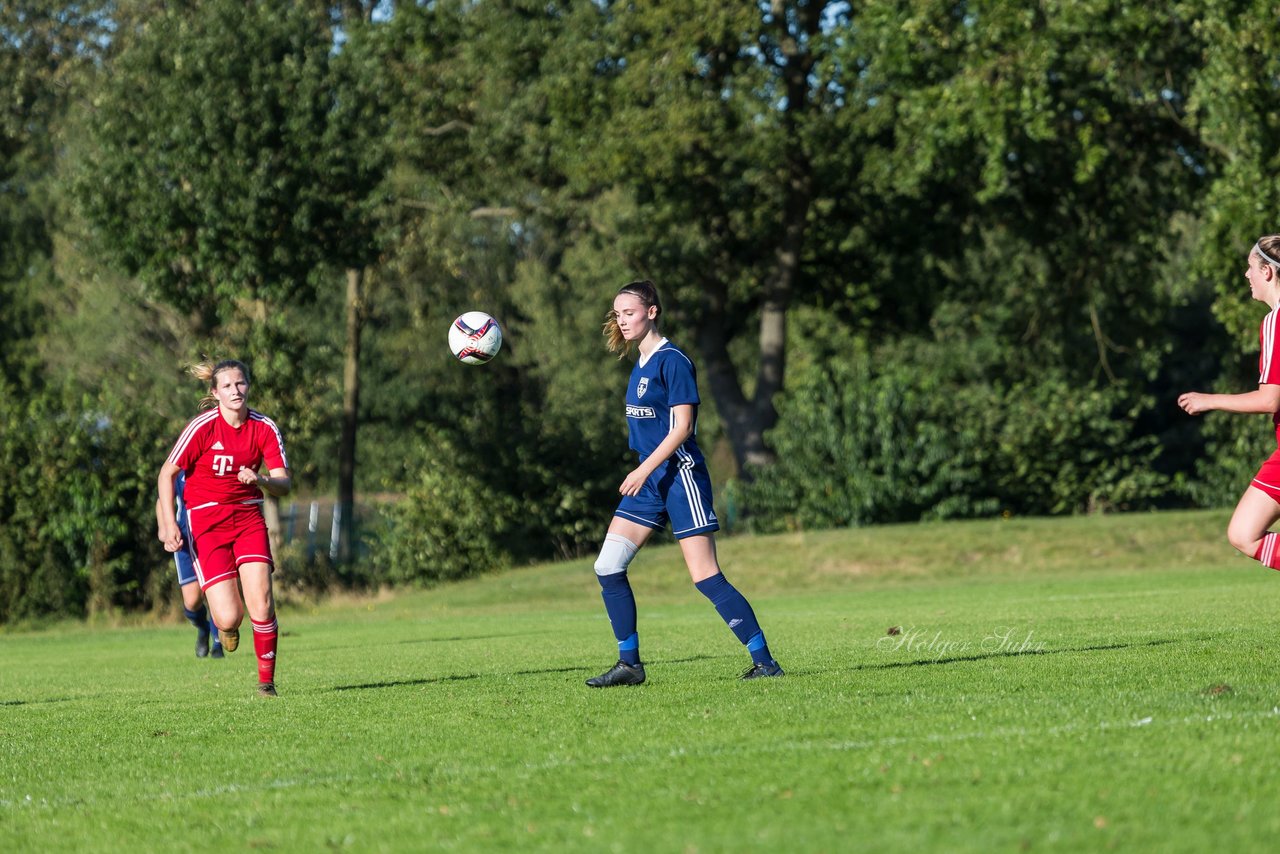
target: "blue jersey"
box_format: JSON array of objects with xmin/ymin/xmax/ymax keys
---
[{"xmin": 625, "ymin": 338, "xmax": 705, "ymax": 465}]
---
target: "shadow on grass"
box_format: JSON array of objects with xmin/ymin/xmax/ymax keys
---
[
  {"xmin": 332, "ymin": 673, "xmax": 481, "ymax": 692},
  {"xmin": 305, "ymin": 632, "xmax": 537, "ymax": 654},
  {"xmin": 333, "ymin": 654, "xmax": 730, "ymax": 690},
  {"xmin": 512, "ymin": 654, "xmax": 723, "ymax": 678},
  {"xmin": 857, "ymin": 637, "xmax": 1182, "ymax": 671},
  {"xmin": 396, "ymin": 633, "xmax": 530, "ymax": 646},
  {"xmin": 0, "ymin": 697, "xmax": 75, "ymax": 707}
]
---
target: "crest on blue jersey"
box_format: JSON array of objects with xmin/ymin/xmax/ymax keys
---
[{"xmin": 636, "ymin": 377, "xmax": 649, "ymax": 398}]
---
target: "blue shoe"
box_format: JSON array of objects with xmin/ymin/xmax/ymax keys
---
[
  {"xmin": 210, "ymin": 643, "xmax": 224, "ymax": 659},
  {"xmin": 740, "ymin": 661, "xmax": 784, "ymax": 680},
  {"xmin": 195, "ymin": 632, "xmax": 210, "ymax": 658}
]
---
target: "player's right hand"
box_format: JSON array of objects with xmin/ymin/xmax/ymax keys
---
[{"xmin": 158, "ymin": 525, "xmax": 183, "ymax": 553}]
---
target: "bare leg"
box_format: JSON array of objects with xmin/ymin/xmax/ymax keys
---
[
  {"xmin": 606, "ymin": 516, "xmax": 656, "ymax": 549},
  {"xmin": 677, "ymin": 533, "xmax": 722, "ymax": 583},
  {"xmin": 238, "ymin": 562, "xmax": 275, "ymax": 623},
  {"xmin": 203, "ymin": 580, "xmax": 244, "ymax": 632},
  {"xmin": 1226, "ymin": 486, "xmax": 1280, "ymax": 559},
  {"xmin": 179, "ymin": 580, "xmax": 204, "ymax": 612}
]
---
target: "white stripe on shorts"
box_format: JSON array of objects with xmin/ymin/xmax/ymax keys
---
[{"xmin": 679, "ymin": 465, "xmax": 709, "ymax": 529}]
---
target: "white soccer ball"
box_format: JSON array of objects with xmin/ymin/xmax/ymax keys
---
[{"xmin": 448, "ymin": 311, "xmax": 503, "ymax": 365}]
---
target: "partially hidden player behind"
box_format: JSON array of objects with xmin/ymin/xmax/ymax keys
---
[
  {"xmin": 585, "ymin": 279, "xmax": 783, "ymax": 687},
  {"xmin": 1179, "ymin": 235, "xmax": 1280, "ymax": 571},
  {"xmin": 156, "ymin": 359, "xmax": 291, "ymax": 697},
  {"xmin": 155, "ymin": 470, "xmax": 224, "ymax": 658}
]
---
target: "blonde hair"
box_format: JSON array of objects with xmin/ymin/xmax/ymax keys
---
[
  {"xmin": 1255, "ymin": 235, "xmax": 1280, "ymax": 270},
  {"xmin": 603, "ymin": 280, "xmax": 662, "ymax": 358},
  {"xmin": 188, "ymin": 358, "xmax": 250, "ymax": 409}
]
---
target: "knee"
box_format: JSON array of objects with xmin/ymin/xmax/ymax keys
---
[
  {"xmin": 595, "ymin": 534, "xmax": 639, "ymax": 578},
  {"xmin": 244, "ymin": 598, "xmax": 274, "ymax": 623},
  {"xmin": 1226, "ymin": 527, "xmax": 1258, "ymax": 558},
  {"xmin": 214, "ymin": 615, "xmax": 240, "ymax": 632}
]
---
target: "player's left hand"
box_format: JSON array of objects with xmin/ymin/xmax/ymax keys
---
[
  {"xmin": 1177, "ymin": 392, "xmax": 1208, "ymax": 415},
  {"xmin": 237, "ymin": 466, "xmax": 261, "ymax": 486}
]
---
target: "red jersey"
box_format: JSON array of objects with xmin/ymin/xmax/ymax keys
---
[
  {"xmin": 166, "ymin": 408, "xmax": 288, "ymax": 507},
  {"xmin": 1259, "ymin": 308, "xmax": 1280, "ymax": 436},
  {"xmin": 1261, "ymin": 308, "xmax": 1280, "ymax": 385}
]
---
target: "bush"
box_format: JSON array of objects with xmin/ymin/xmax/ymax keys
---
[
  {"xmin": 0, "ymin": 380, "xmax": 166, "ymax": 622},
  {"xmin": 742, "ymin": 335, "xmax": 1171, "ymax": 532},
  {"xmin": 369, "ymin": 435, "xmax": 522, "ymax": 586}
]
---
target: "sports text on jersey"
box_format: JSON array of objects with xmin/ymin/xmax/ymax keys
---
[{"xmin": 626, "ymin": 404, "xmax": 657, "ymax": 418}]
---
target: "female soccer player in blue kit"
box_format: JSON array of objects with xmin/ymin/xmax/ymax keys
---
[
  {"xmin": 585, "ymin": 280, "xmax": 784, "ymax": 687},
  {"xmin": 158, "ymin": 471, "xmax": 223, "ymax": 658}
]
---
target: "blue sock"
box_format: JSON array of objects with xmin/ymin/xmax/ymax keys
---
[
  {"xmin": 183, "ymin": 605, "xmax": 210, "ymax": 639},
  {"xmin": 618, "ymin": 632, "xmax": 639, "ymax": 666},
  {"xmin": 208, "ymin": 616, "xmax": 220, "ymax": 645},
  {"xmin": 597, "ymin": 572, "xmax": 640, "ymax": 665},
  {"xmin": 695, "ymin": 573, "xmax": 774, "ymax": 665}
]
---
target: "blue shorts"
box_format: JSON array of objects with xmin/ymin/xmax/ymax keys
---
[
  {"xmin": 173, "ymin": 511, "xmax": 198, "ymax": 587},
  {"xmin": 615, "ymin": 459, "xmax": 719, "ymax": 539}
]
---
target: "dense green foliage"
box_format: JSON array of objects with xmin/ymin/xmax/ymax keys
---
[
  {"xmin": 1, "ymin": 1, "xmax": 1276, "ymax": 618},
  {"xmin": 6, "ymin": 512, "xmax": 1280, "ymax": 851},
  {"xmin": 744, "ymin": 311, "xmax": 1170, "ymax": 529}
]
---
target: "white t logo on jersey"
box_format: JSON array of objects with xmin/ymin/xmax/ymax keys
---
[
  {"xmin": 212, "ymin": 454, "xmax": 235, "ymax": 476},
  {"xmin": 636, "ymin": 378, "xmax": 649, "ymax": 398}
]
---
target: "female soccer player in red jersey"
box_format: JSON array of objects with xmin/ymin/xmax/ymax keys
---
[
  {"xmin": 1179, "ymin": 235, "xmax": 1280, "ymax": 569},
  {"xmin": 584, "ymin": 280, "xmax": 783, "ymax": 687},
  {"xmin": 156, "ymin": 359, "xmax": 291, "ymax": 697}
]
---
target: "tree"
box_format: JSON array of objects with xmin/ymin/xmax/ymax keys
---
[
  {"xmin": 77, "ymin": 0, "xmax": 388, "ymax": 560},
  {"xmin": 396, "ymin": 0, "xmax": 846, "ymax": 476},
  {"xmin": 553, "ymin": 0, "xmax": 839, "ymax": 474},
  {"xmin": 0, "ymin": 2, "xmax": 110, "ymax": 387},
  {"xmin": 1176, "ymin": 0, "xmax": 1280, "ymax": 504}
]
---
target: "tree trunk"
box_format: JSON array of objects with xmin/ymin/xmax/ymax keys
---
[
  {"xmin": 337, "ymin": 266, "xmax": 365, "ymax": 564},
  {"xmin": 696, "ymin": 2, "xmax": 819, "ymax": 477}
]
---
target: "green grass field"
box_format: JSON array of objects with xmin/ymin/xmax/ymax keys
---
[{"xmin": 4, "ymin": 510, "xmax": 1280, "ymax": 852}]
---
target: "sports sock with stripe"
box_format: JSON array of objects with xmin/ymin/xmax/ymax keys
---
[
  {"xmin": 1254, "ymin": 533, "xmax": 1280, "ymax": 569},
  {"xmin": 597, "ymin": 572, "xmax": 640, "ymax": 665},
  {"xmin": 251, "ymin": 616, "xmax": 278, "ymax": 684},
  {"xmin": 695, "ymin": 573, "xmax": 774, "ymax": 665}
]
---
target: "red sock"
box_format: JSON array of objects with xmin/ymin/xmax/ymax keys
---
[
  {"xmin": 251, "ymin": 616, "xmax": 278, "ymax": 684},
  {"xmin": 1254, "ymin": 533, "xmax": 1280, "ymax": 569}
]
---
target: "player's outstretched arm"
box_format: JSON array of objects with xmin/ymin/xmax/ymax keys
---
[{"xmin": 1178, "ymin": 384, "xmax": 1280, "ymax": 416}]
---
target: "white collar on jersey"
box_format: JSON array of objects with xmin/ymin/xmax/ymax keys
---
[{"xmin": 637, "ymin": 337, "xmax": 668, "ymax": 368}]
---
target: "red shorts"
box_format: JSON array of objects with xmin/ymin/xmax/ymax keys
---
[
  {"xmin": 187, "ymin": 503, "xmax": 275, "ymax": 591},
  {"xmin": 1252, "ymin": 449, "xmax": 1280, "ymax": 504}
]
